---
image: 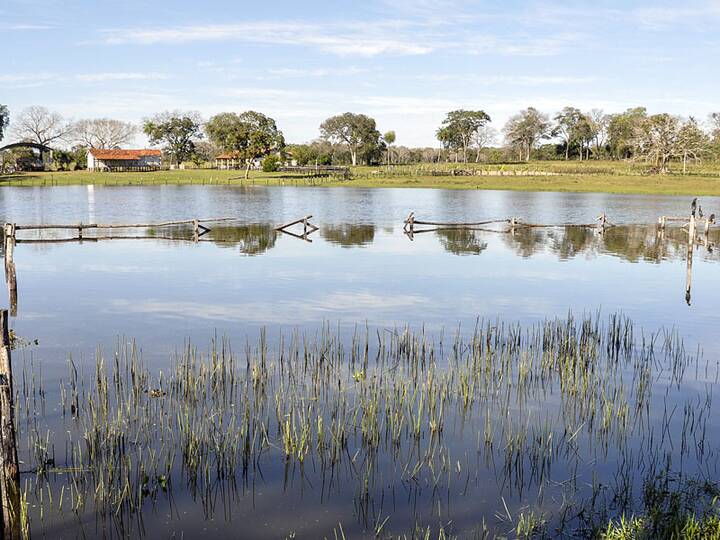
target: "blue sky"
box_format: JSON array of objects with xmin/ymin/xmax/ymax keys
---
[{"xmin": 2, "ymin": 0, "xmax": 719, "ymax": 147}]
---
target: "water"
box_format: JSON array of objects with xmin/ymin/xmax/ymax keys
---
[{"xmin": 1, "ymin": 185, "xmax": 719, "ymax": 538}]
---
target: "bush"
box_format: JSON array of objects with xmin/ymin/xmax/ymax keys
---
[{"xmin": 262, "ymin": 155, "xmax": 280, "ymax": 172}]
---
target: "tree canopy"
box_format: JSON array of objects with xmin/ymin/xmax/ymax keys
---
[
  {"xmin": 503, "ymin": 107, "xmax": 551, "ymax": 161},
  {"xmin": 143, "ymin": 111, "xmax": 203, "ymax": 166},
  {"xmin": 436, "ymin": 110, "xmax": 491, "ymax": 163},
  {"xmin": 320, "ymin": 113, "xmax": 381, "ymax": 166},
  {"xmin": 205, "ymin": 111, "xmax": 285, "ymax": 179},
  {"xmin": 12, "ymin": 106, "xmax": 74, "ymax": 146},
  {"xmin": 0, "ymin": 105, "xmax": 8, "ymax": 142},
  {"xmin": 75, "ymin": 118, "xmax": 137, "ymax": 149}
]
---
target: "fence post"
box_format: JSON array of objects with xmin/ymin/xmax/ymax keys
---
[
  {"xmin": 3, "ymin": 228, "xmax": 17, "ymax": 317},
  {"xmin": 0, "ymin": 310, "xmax": 20, "ymax": 539}
]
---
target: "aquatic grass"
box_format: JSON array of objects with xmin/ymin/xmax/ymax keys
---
[{"xmin": 12, "ymin": 312, "xmax": 719, "ymax": 538}]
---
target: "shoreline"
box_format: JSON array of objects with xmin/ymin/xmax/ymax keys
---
[{"xmin": 2, "ymin": 165, "xmax": 720, "ymax": 196}]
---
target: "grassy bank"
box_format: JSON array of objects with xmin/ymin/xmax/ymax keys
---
[{"xmin": 2, "ymin": 160, "xmax": 720, "ymax": 195}]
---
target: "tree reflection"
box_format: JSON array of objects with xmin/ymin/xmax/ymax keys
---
[
  {"xmin": 321, "ymin": 224, "xmax": 375, "ymax": 248},
  {"xmin": 208, "ymin": 224, "xmax": 278, "ymax": 256},
  {"xmin": 436, "ymin": 228, "xmax": 488, "ymax": 255},
  {"xmin": 501, "ymin": 225, "xmax": 719, "ymax": 263}
]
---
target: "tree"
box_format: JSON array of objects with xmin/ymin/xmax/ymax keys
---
[
  {"xmin": 205, "ymin": 111, "xmax": 284, "ymax": 179},
  {"xmin": 574, "ymin": 114, "xmax": 595, "ymax": 161},
  {"xmin": 503, "ymin": 107, "xmax": 551, "ymax": 161},
  {"xmin": 588, "ymin": 109, "xmax": 610, "ymax": 158},
  {"xmin": 635, "ymin": 113, "xmax": 681, "ymax": 173},
  {"xmin": 319, "ymin": 113, "xmax": 381, "ymax": 166},
  {"xmin": 0, "ymin": 105, "xmax": 8, "ymax": 142},
  {"xmin": 143, "ymin": 111, "xmax": 203, "ymax": 166},
  {"xmin": 472, "ymin": 125, "xmax": 497, "ymax": 162},
  {"xmin": 436, "ymin": 110, "xmax": 491, "ymax": 163},
  {"xmin": 607, "ymin": 107, "xmax": 647, "ymax": 159},
  {"xmin": 74, "ymin": 118, "xmax": 137, "ymax": 149},
  {"xmin": 676, "ymin": 117, "xmax": 709, "ymax": 174},
  {"xmin": 552, "ymin": 107, "xmax": 583, "ymax": 160},
  {"xmin": 383, "ymin": 131, "xmax": 396, "ymax": 165},
  {"xmin": 12, "ymin": 106, "xmax": 74, "ymax": 146}
]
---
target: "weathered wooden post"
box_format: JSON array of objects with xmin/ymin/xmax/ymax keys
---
[
  {"xmin": 597, "ymin": 213, "xmax": 607, "ymax": 232},
  {"xmin": 658, "ymin": 216, "xmax": 666, "ymax": 230},
  {"xmin": 78, "ymin": 222, "xmax": 83, "ymax": 240},
  {"xmin": 688, "ymin": 212, "xmax": 697, "ymax": 244},
  {"xmin": 193, "ymin": 219, "xmax": 199, "ymax": 243},
  {"xmin": 3, "ymin": 226, "xmax": 17, "ymax": 317},
  {"xmin": 0, "ymin": 310, "xmax": 20, "ymax": 538}
]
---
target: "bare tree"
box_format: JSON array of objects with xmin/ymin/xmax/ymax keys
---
[
  {"xmin": 12, "ymin": 106, "xmax": 75, "ymax": 146},
  {"xmin": 75, "ymin": 118, "xmax": 137, "ymax": 149},
  {"xmin": 473, "ymin": 125, "xmax": 497, "ymax": 162},
  {"xmin": 503, "ymin": 107, "xmax": 551, "ymax": 161}
]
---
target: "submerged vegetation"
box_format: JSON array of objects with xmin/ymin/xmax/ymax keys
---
[{"xmin": 14, "ymin": 313, "xmax": 719, "ymax": 537}]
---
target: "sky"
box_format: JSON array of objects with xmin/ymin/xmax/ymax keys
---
[{"xmin": 1, "ymin": 0, "xmax": 720, "ymax": 147}]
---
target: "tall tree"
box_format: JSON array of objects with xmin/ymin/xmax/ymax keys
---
[
  {"xmin": 205, "ymin": 111, "xmax": 285, "ymax": 179},
  {"xmin": 473, "ymin": 125, "xmax": 497, "ymax": 162},
  {"xmin": 635, "ymin": 113, "xmax": 681, "ymax": 173},
  {"xmin": 0, "ymin": 105, "xmax": 8, "ymax": 142},
  {"xmin": 588, "ymin": 109, "xmax": 610, "ymax": 158},
  {"xmin": 74, "ymin": 118, "xmax": 137, "ymax": 149},
  {"xmin": 383, "ymin": 131, "xmax": 396, "ymax": 165},
  {"xmin": 503, "ymin": 107, "xmax": 551, "ymax": 161},
  {"xmin": 552, "ymin": 107, "xmax": 583, "ymax": 160},
  {"xmin": 436, "ymin": 110, "xmax": 491, "ymax": 163},
  {"xmin": 676, "ymin": 117, "xmax": 709, "ymax": 174},
  {"xmin": 143, "ymin": 111, "xmax": 203, "ymax": 166},
  {"xmin": 319, "ymin": 113, "xmax": 381, "ymax": 166},
  {"xmin": 12, "ymin": 106, "xmax": 74, "ymax": 146},
  {"xmin": 607, "ymin": 107, "xmax": 647, "ymax": 159}
]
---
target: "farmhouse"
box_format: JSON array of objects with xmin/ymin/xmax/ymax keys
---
[{"xmin": 87, "ymin": 149, "xmax": 162, "ymax": 171}]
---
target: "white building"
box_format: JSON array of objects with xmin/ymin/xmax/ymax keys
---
[{"xmin": 87, "ymin": 149, "xmax": 162, "ymax": 171}]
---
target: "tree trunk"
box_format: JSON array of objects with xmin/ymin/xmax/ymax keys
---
[
  {"xmin": 244, "ymin": 160, "xmax": 251, "ymax": 180},
  {"xmin": 565, "ymin": 141, "xmax": 569, "ymax": 160}
]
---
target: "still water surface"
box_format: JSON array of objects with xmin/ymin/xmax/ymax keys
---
[{"xmin": 0, "ymin": 185, "xmax": 718, "ymax": 538}]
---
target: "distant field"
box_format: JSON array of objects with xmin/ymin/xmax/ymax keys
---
[{"xmin": 2, "ymin": 160, "xmax": 720, "ymax": 195}]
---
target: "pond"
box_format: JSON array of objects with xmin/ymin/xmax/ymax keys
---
[{"xmin": 0, "ymin": 185, "xmax": 719, "ymax": 538}]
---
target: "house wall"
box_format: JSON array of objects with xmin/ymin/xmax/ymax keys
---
[{"xmin": 88, "ymin": 154, "xmax": 162, "ymax": 171}]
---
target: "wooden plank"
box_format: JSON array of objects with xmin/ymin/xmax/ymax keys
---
[
  {"xmin": 14, "ymin": 217, "xmax": 235, "ymax": 231},
  {"xmin": 275, "ymin": 216, "xmax": 313, "ymax": 231}
]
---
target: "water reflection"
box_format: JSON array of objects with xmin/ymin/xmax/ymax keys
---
[
  {"xmin": 208, "ymin": 224, "xmax": 277, "ymax": 256},
  {"xmin": 495, "ymin": 225, "xmax": 719, "ymax": 263},
  {"xmin": 436, "ymin": 228, "xmax": 488, "ymax": 255},
  {"xmin": 321, "ymin": 224, "xmax": 375, "ymax": 248}
]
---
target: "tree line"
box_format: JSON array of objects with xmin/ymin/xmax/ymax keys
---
[{"xmin": 2, "ymin": 103, "xmax": 720, "ymax": 174}]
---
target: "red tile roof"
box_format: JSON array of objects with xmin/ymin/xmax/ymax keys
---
[
  {"xmin": 90, "ymin": 149, "xmax": 162, "ymax": 160},
  {"xmin": 216, "ymin": 152, "xmax": 242, "ymax": 160}
]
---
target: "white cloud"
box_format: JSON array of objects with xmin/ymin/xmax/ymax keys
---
[
  {"xmin": 75, "ymin": 72, "xmax": 169, "ymax": 82},
  {"xmin": 110, "ymin": 292, "xmax": 430, "ymax": 324},
  {"xmin": 5, "ymin": 24, "xmax": 54, "ymax": 30},
  {"xmin": 101, "ymin": 22, "xmax": 434, "ymax": 57}
]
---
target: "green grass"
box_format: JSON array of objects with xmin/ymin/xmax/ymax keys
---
[{"xmin": 2, "ymin": 160, "xmax": 720, "ymax": 195}]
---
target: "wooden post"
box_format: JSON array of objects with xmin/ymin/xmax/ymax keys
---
[
  {"xmin": 658, "ymin": 216, "xmax": 666, "ymax": 230},
  {"xmin": 597, "ymin": 213, "xmax": 607, "ymax": 232},
  {"xmin": 193, "ymin": 219, "xmax": 199, "ymax": 242},
  {"xmin": 0, "ymin": 310, "xmax": 20, "ymax": 539},
  {"xmin": 78, "ymin": 222, "xmax": 83, "ymax": 240},
  {"xmin": 3, "ymin": 229, "xmax": 17, "ymax": 318},
  {"xmin": 689, "ymin": 213, "xmax": 697, "ymax": 243}
]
